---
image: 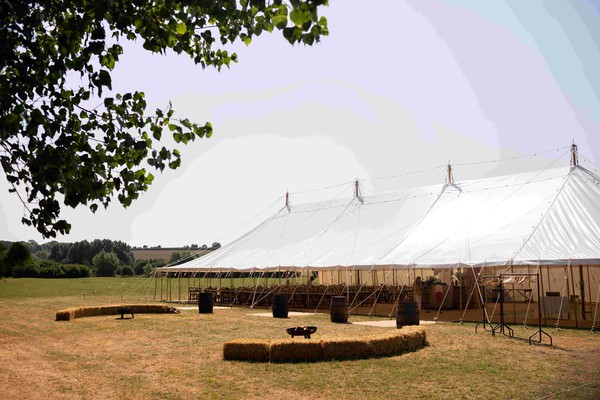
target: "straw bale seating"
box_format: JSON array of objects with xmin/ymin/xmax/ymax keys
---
[
  {"xmin": 55, "ymin": 304, "xmax": 180, "ymax": 321},
  {"xmin": 223, "ymin": 326, "xmax": 427, "ymax": 363}
]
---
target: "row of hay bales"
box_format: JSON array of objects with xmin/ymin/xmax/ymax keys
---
[
  {"xmin": 55, "ymin": 304, "xmax": 179, "ymax": 321},
  {"xmin": 223, "ymin": 326, "xmax": 427, "ymax": 363}
]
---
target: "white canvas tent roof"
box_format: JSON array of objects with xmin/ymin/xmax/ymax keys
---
[{"xmin": 158, "ymin": 165, "xmax": 600, "ymax": 273}]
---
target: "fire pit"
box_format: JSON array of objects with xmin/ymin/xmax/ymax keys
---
[{"xmin": 286, "ymin": 326, "xmax": 318, "ymax": 339}]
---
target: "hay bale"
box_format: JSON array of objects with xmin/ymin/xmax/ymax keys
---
[
  {"xmin": 402, "ymin": 326, "xmax": 427, "ymax": 349},
  {"xmin": 55, "ymin": 309, "xmax": 74, "ymax": 321},
  {"xmin": 367, "ymin": 328, "xmax": 427, "ymax": 357},
  {"xmin": 269, "ymin": 339, "xmax": 324, "ymax": 363},
  {"xmin": 72, "ymin": 307, "xmax": 85, "ymax": 319},
  {"xmin": 55, "ymin": 303, "xmax": 181, "ymax": 321},
  {"xmin": 368, "ymin": 332, "xmax": 406, "ymax": 357},
  {"xmin": 321, "ymin": 338, "xmax": 370, "ymax": 360},
  {"xmin": 223, "ymin": 339, "xmax": 270, "ymax": 362},
  {"xmin": 99, "ymin": 305, "xmax": 120, "ymax": 316},
  {"xmin": 82, "ymin": 306, "xmax": 103, "ymax": 317}
]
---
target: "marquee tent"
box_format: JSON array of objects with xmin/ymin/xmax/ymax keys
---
[
  {"xmin": 155, "ymin": 149, "xmax": 600, "ymax": 328},
  {"xmin": 158, "ymin": 164, "xmax": 600, "ymax": 272}
]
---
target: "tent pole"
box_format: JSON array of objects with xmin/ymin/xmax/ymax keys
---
[
  {"xmin": 579, "ymin": 265, "xmax": 586, "ymax": 320},
  {"xmin": 569, "ymin": 263, "xmax": 577, "ymax": 326},
  {"xmin": 546, "ymin": 266, "xmax": 552, "ymax": 294},
  {"xmin": 563, "ymin": 264, "xmax": 571, "ymax": 321},
  {"xmin": 154, "ymin": 272, "xmax": 157, "ymax": 301},
  {"xmin": 160, "ymin": 272, "xmax": 163, "ymax": 301},
  {"xmin": 178, "ymin": 272, "xmax": 181, "ymax": 303},
  {"xmin": 586, "ymin": 266, "xmax": 592, "ymax": 312},
  {"xmin": 459, "ymin": 267, "xmax": 463, "ymax": 312},
  {"xmin": 511, "ymin": 261, "xmax": 516, "ymax": 324},
  {"xmin": 540, "ymin": 264, "xmax": 547, "ymax": 325},
  {"xmin": 307, "ymin": 268, "xmax": 311, "ymax": 311}
]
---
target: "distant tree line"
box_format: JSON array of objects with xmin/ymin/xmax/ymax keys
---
[
  {"xmin": 0, "ymin": 239, "xmax": 138, "ymax": 278},
  {"xmin": 48, "ymin": 239, "xmax": 133, "ymax": 266},
  {"xmin": 1, "ymin": 239, "xmax": 220, "ymax": 279},
  {"xmin": 132, "ymin": 242, "xmax": 220, "ymax": 251}
]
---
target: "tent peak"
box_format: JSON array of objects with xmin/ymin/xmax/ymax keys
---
[{"xmin": 571, "ymin": 142, "xmax": 579, "ymax": 167}]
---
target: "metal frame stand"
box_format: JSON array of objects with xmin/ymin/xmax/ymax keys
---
[
  {"xmin": 476, "ymin": 273, "xmax": 552, "ymax": 346},
  {"xmin": 491, "ymin": 279, "xmax": 514, "ymax": 338}
]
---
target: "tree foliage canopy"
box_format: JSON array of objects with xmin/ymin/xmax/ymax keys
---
[
  {"xmin": 49, "ymin": 238, "xmax": 133, "ymax": 265},
  {"xmin": 0, "ymin": 0, "xmax": 328, "ymax": 238},
  {"xmin": 91, "ymin": 249, "xmax": 120, "ymax": 276}
]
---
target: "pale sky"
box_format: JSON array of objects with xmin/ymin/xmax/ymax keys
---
[{"xmin": 2, "ymin": 0, "xmax": 599, "ymax": 247}]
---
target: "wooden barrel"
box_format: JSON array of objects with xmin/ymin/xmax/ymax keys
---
[
  {"xmin": 396, "ymin": 301, "xmax": 419, "ymax": 328},
  {"xmin": 198, "ymin": 292, "xmax": 214, "ymax": 314},
  {"xmin": 272, "ymin": 294, "xmax": 289, "ymax": 318},
  {"xmin": 330, "ymin": 296, "xmax": 349, "ymax": 323}
]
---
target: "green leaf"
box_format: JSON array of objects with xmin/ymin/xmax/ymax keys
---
[
  {"xmin": 290, "ymin": 9, "xmax": 309, "ymax": 27},
  {"xmin": 176, "ymin": 22, "xmax": 187, "ymax": 35},
  {"xmin": 272, "ymin": 14, "xmax": 288, "ymax": 27}
]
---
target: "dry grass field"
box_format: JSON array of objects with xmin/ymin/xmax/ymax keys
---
[{"xmin": 1, "ymin": 277, "xmax": 599, "ymax": 400}]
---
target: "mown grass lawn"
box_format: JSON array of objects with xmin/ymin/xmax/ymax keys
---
[{"xmin": 0, "ymin": 277, "xmax": 599, "ymax": 400}]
